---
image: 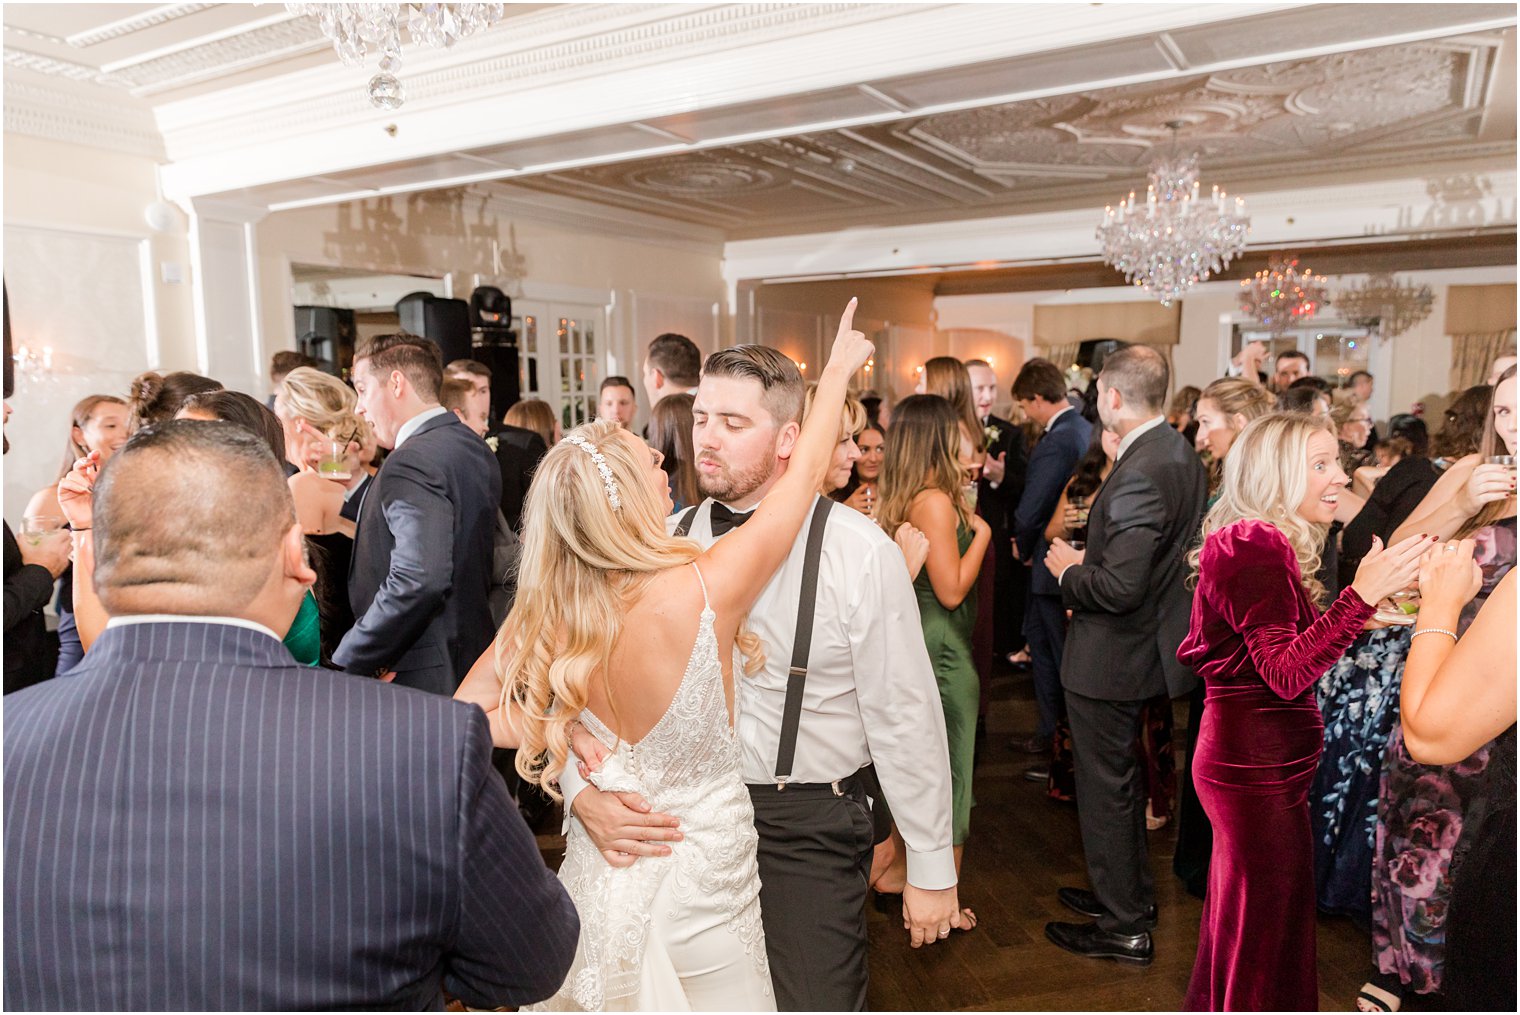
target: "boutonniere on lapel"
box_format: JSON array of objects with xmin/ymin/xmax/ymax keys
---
[
  {"xmin": 485, "ymin": 435, "xmax": 499, "ymax": 453},
  {"xmin": 984, "ymin": 424, "xmax": 1002, "ymax": 446}
]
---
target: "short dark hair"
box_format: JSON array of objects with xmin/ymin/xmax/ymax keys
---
[
  {"xmin": 1098, "ymin": 345, "xmax": 1169, "ymax": 413},
  {"xmin": 354, "ymin": 332, "xmax": 443, "ymax": 402},
  {"xmin": 701, "ymin": 345, "xmax": 806, "ymax": 425},
  {"xmin": 1287, "ymin": 375, "xmax": 1332, "ymax": 395},
  {"xmin": 438, "ymin": 376, "xmax": 473, "ymax": 413},
  {"xmin": 1275, "ymin": 349, "xmax": 1311, "ymax": 368},
  {"xmin": 179, "ymin": 390, "xmax": 288, "ymax": 464},
  {"xmin": 599, "ymin": 375, "xmax": 636, "ymax": 396},
  {"xmin": 1011, "ymin": 358, "xmax": 1067, "ymax": 404},
  {"xmin": 1276, "ymin": 386, "xmax": 1327, "ymax": 415},
  {"xmin": 964, "ymin": 358, "xmax": 992, "ymax": 372},
  {"xmin": 270, "ymin": 350, "xmax": 318, "ymax": 378},
  {"xmin": 1386, "ymin": 413, "xmax": 1429, "ymax": 456},
  {"xmin": 1348, "ymin": 370, "xmax": 1373, "ymax": 385},
  {"xmin": 446, "ymin": 358, "xmax": 491, "ymax": 380},
  {"xmin": 94, "ymin": 420, "xmax": 293, "ymax": 616},
  {"xmin": 646, "ymin": 333, "xmax": 702, "ymax": 387}
]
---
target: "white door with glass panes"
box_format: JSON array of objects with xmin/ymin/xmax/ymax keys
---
[{"xmin": 515, "ymin": 301, "xmax": 606, "ymax": 436}]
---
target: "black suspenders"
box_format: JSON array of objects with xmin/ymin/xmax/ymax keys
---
[{"xmin": 674, "ymin": 498, "xmax": 834, "ymax": 788}]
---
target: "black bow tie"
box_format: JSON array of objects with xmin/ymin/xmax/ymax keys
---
[{"xmin": 710, "ymin": 503, "xmax": 755, "ymax": 536}]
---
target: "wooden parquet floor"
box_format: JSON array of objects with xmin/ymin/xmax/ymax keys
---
[
  {"xmin": 533, "ymin": 660, "xmax": 1374, "ymax": 1012},
  {"xmin": 862, "ymin": 663, "xmax": 1372, "ymax": 1012}
]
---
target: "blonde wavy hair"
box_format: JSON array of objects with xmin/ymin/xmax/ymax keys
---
[
  {"xmin": 277, "ymin": 366, "xmax": 367, "ymax": 443},
  {"xmin": 498, "ymin": 419, "xmax": 761, "ymax": 797},
  {"xmin": 1189, "ymin": 412, "xmax": 1335, "ymax": 604},
  {"xmin": 804, "ymin": 383, "xmax": 867, "ymax": 440}
]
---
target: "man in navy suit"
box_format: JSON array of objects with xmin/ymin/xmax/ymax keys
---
[
  {"xmin": 2, "ymin": 420, "xmax": 577, "ymax": 1011},
  {"xmin": 337, "ymin": 333, "xmax": 500, "ymax": 695},
  {"xmin": 1011, "ymin": 358, "xmax": 1093, "ymax": 777}
]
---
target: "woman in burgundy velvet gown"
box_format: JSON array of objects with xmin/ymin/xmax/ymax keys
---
[{"xmin": 1177, "ymin": 414, "xmax": 1430, "ymax": 1011}]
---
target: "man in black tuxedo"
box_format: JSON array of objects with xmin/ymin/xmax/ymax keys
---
[
  {"xmin": 1042, "ymin": 345, "xmax": 1207, "ymax": 965},
  {"xmin": 1011, "ymin": 359, "xmax": 1092, "ymax": 765},
  {"xmin": 2, "ymin": 420, "xmax": 577, "ymax": 1011},
  {"xmin": 967, "ymin": 359, "xmax": 1028, "ymax": 662},
  {"xmin": 337, "ymin": 334, "xmax": 500, "ymax": 695}
]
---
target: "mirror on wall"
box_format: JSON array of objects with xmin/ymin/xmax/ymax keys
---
[{"xmin": 290, "ymin": 264, "xmax": 446, "ymax": 376}]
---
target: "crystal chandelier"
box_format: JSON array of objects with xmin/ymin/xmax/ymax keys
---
[
  {"xmin": 1239, "ymin": 255, "xmax": 1330, "ymax": 334},
  {"xmin": 287, "ymin": 3, "xmax": 505, "ymax": 110},
  {"xmin": 1096, "ymin": 125, "xmax": 1250, "ymax": 306},
  {"xmin": 1334, "ymin": 273, "xmax": 1435, "ymax": 338}
]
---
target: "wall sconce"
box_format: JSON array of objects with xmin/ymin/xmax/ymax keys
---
[
  {"xmin": 864, "ymin": 357, "xmax": 874, "ymax": 374},
  {"xmin": 797, "ymin": 361, "xmax": 807, "ymax": 373}
]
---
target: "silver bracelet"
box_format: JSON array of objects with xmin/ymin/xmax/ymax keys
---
[{"xmin": 1411, "ymin": 627, "xmax": 1458, "ymax": 642}]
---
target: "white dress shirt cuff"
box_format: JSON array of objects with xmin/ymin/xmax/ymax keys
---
[
  {"xmin": 1057, "ymin": 562, "xmax": 1077, "ymax": 584},
  {"xmin": 558, "ymin": 747, "xmax": 589, "ymax": 834},
  {"xmin": 905, "ymin": 846, "xmax": 958, "ymax": 890}
]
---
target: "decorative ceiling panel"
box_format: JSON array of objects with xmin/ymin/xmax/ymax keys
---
[{"xmin": 497, "ymin": 33, "xmax": 1512, "ymax": 232}]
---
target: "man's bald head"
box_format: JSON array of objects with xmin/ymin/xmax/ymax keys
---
[{"xmin": 94, "ymin": 420, "xmax": 297, "ymax": 617}]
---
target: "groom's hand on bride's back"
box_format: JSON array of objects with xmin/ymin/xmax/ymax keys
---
[
  {"xmin": 565, "ymin": 716, "xmax": 682, "ymax": 868},
  {"xmin": 569, "ymin": 787, "xmax": 683, "ymax": 869}
]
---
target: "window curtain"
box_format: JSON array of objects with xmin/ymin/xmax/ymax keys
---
[{"xmin": 1450, "ymin": 330, "xmax": 1516, "ymax": 390}]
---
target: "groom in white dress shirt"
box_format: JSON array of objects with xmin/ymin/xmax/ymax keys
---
[{"xmin": 562, "ymin": 345, "xmax": 962, "ymax": 1010}]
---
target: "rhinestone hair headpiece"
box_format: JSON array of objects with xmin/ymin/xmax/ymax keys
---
[{"xmin": 563, "ymin": 433, "xmax": 622, "ymax": 510}]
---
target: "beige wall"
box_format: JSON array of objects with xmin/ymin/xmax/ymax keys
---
[
  {"xmin": 257, "ymin": 192, "xmax": 727, "ymax": 421},
  {"xmin": 3, "ymin": 133, "xmax": 198, "ymax": 520}
]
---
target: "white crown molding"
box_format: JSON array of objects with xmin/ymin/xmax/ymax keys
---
[
  {"xmin": 67, "ymin": 4, "xmax": 214, "ymax": 48},
  {"xmin": 154, "ymin": 3, "xmax": 924, "ymax": 154},
  {"xmin": 2, "ymin": 76, "xmax": 165, "ymax": 158}
]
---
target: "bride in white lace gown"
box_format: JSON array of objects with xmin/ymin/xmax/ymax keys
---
[{"xmin": 456, "ymin": 302, "xmax": 873, "ymax": 1011}]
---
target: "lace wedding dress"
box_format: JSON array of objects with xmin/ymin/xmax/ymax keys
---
[{"xmin": 528, "ymin": 564, "xmax": 774, "ymax": 1011}]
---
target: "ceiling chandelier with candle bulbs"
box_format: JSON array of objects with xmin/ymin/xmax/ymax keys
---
[
  {"xmin": 1239, "ymin": 255, "xmax": 1330, "ymax": 334},
  {"xmin": 1334, "ymin": 273, "xmax": 1435, "ymax": 338},
  {"xmin": 1095, "ymin": 123, "xmax": 1250, "ymax": 307},
  {"xmin": 287, "ymin": 3, "xmax": 505, "ymax": 110}
]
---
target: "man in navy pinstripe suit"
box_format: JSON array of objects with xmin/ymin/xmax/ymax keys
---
[{"xmin": 3, "ymin": 420, "xmax": 577, "ymax": 1012}]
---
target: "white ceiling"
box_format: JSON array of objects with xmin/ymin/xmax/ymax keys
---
[
  {"xmin": 497, "ymin": 30, "xmax": 1516, "ymax": 236},
  {"xmin": 2, "ymin": 3, "xmax": 1516, "ymax": 246},
  {"xmin": 1, "ymin": 3, "xmax": 547, "ymax": 101}
]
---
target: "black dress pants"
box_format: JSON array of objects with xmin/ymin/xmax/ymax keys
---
[
  {"xmin": 748, "ymin": 780, "xmax": 876, "ymax": 1011},
  {"xmin": 1065, "ymin": 689, "xmax": 1154, "ymax": 935}
]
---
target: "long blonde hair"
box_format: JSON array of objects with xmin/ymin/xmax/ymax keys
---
[
  {"xmin": 1190, "ymin": 412, "xmax": 1334, "ymax": 604},
  {"xmin": 877, "ymin": 394, "xmax": 969, "ymax": 535},
  {"xmin": 499, "ymin": 420, "xmax": 758, "ymax": 796},
  {"xmin": 278, "ymin": 367, "xmax": 366, "ymax": 443}
]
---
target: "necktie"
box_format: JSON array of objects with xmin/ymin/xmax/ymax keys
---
[{"xmin": 709, "ymin": 503, "xmax": 755, "ymax": 536}]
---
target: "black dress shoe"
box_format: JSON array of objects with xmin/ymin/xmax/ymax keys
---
[
  {"xmin": 1057, "ymin": 887, "xmax": 1157, "ymax": 926},
  {"xmin": 1022, "ymin": 765, "xmax": 1050, "ymax": 782},
  {"xmin": 1044, "ymin": 920, "xmax": 1153, "ymax": 965}
]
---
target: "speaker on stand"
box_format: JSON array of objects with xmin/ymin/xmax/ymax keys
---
[
  {"xmin": 469, "ymin": 287, "xmax": 521, "ymax": 419},
  {"xmin": 396, "ymin": 292, "xmax": 472, "ymax": 366}
]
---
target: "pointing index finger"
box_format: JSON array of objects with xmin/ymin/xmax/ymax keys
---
[{"xmin": 838, "ymin": 297, "xmax": 858, "ymax": 334}]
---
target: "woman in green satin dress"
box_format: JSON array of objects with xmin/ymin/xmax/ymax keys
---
[{"xmin": 877, "ymin": 393, "xmax": 991, "ymax": 928}]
